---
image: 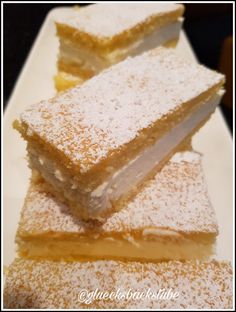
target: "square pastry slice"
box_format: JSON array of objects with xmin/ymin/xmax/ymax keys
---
[
  {"xmin": 14, "ymin": 48, "xmax": 225, "ymax": 220},
  {"xmin": 16, "ymin": 152, "xmax": 218, "ymax": 262},
  {"xmin": 55, "ymin": 3, "xmax": 184, "ymax": 91},
  {"xmin": 4, "ymin": 259, "xmax": 233, "ymax": 309}
]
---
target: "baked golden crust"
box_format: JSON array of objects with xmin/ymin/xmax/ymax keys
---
[
  {"xmin": 4, "ymin": 259, "xmax": 233, "ymax": 309},
  {"xmin": 54, "ymin": 71, "xmax": 83, "ymax": 92}
]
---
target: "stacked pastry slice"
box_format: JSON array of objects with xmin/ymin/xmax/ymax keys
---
[
  {"xmin": 4, "ymin": 47, "xmax": 232, "ymax": 308},
  {"xmin": 4, "ymin": 259, "xmax": 232, "ymax": 309},
  {"xmin": 16, "ymin": 152, "xmax": 218, "ymax": 262},
  {"xmin": 13, "ymin": 48, "xmax": 224, "ymax": 220},
  {"xmin": 54, "ymin": 3, "xmax": 185, "ymax": 91}
]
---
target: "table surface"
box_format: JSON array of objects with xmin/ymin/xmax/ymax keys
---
[{"xmin": 3, "ymin": 7, "xmax": 233, "ymax": 266}]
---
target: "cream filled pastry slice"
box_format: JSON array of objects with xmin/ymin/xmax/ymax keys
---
[
  {"xmin": 14, "ymin": 48, "xmax": 225, "ymax": 220},
  {"xmin": 4, "ymin": 259, "xmax": 233, "ymax": 309},
  {"xmin": 16, "ymin": 152, "xmax": 218, "ymax": 262},
  {"xmin": 55, "ymin": 3, "xmax": 184, "ymax": 91}
]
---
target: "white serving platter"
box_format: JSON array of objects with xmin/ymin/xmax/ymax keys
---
[{"xmin": 3, "ymin": 7, "xmax": 233, "ymax": 266}]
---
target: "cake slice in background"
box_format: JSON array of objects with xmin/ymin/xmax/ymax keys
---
[{"xmin": 54, "ymin": 3, "xmax": 185, "ymax": 91}]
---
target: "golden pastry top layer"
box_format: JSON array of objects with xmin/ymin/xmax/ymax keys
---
[
  {"xmin": 55, "ymin": 4, "xmax": 184, "ymax": 52},
  {"xmin": 57, "ymin": 4, "xmax": 183, "ymax": 39},
  {"xmin": 15, "ymin": 48, "xmax": 224, "ymax": 174},
  {"xmin": 18, "ymin": 152, "xmax": 218, "ymax": 238},
  {"xmin": 4, "ymin": 259, "xmax": 232, "ymax": 309}
]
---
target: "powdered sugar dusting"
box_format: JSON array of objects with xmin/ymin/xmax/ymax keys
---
[
  {"xmin": 19, "ymin": 48, "xmax": 224, "ymax": 173},
  {"xmin": 18, "ymin": 152, "xmax": 218, "ymax": 236},
  {"xmin": 4, "ymin": 259, "xmax": 232, "ymax": 308},
  {"xmin": 56, "ymin": 3, "xmax": 183, "ymax": 38}
]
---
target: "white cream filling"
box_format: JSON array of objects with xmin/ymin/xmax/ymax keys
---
[
  {"xmin": 59, "ymin": 19, "xmax": 183, "ymax": 73},
  {"xmin": 108, "ymin": 18, "xmax": 184, "ymax": 60},
  {"xmin": 89, "ymin": 91, "xmax": 224, "ymax": 213}
]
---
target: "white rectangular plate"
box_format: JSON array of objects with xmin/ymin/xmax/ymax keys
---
[{"xmin": 3, "ymin": 7, "xmax": 233, "ymax": 266}]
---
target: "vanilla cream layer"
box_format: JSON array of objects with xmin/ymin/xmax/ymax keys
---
[
  {"xmin": 59, "ymin": 19, "xmax": 183, "ymax": 74},
  {"xmin": 28, "ymin": 91, "xmax": 223, "ymax": 217},
  {"xmin": 18, "ymin": 235, "xmax": 215, "ymax": 261}
]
